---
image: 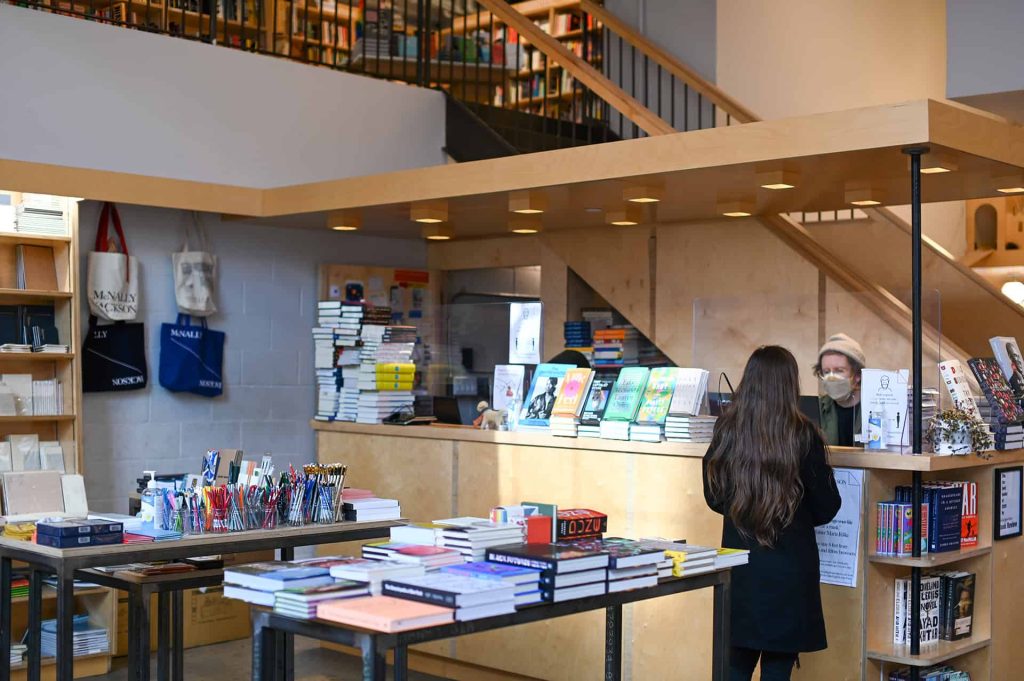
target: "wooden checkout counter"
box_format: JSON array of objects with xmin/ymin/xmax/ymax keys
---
[{"xmin": 314, "ymin": 420, "xmax": 1024, "ymax": 681}]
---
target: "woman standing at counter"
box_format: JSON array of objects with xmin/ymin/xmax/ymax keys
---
[{"xmin": 703, "ymin": 346, "xmax": 841, "ymax": 681}]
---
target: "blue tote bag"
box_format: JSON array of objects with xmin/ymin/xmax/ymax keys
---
[{"xmin": 159, "ymin": 315, "xmax": 224, "ymax": 397}]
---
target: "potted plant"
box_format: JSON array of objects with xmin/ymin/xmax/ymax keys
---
[{"xmin": 927, "ymin": 409, "xmax": 993, "ymax": 455}]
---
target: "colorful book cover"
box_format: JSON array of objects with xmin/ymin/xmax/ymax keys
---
[
  {"xmin": 968, "ymin": 357, "xmax": 1024, "ymax": 424},
  {"xmin": 555, "ymin": 509, "xmax": 608, "ymax": 540},
  {"xmin": 440, "ymin": 562, "xmax": 542, "ymax": 583},
  {"xmin": 492, "ymin": 364, "xmax": 526, "ymax": 413},
  {"xmin": 519, "ymin": 363, "xmax": 574, "ymax": 427},
  {"xmin": 316, "ymin": 595, "xmax": 454, "ymax": 633},
  {"xmin": 560, "ymin": 537, "xmax": 664, "ymax": 568},
  {"xmin": 634, "ymin": 367, "xmax": 680, "ymax": 425},
  {"xmin": 485, "ymin": 543, "xmax": 610, "ymax": 572},
  {"xmin": 959, "ymin": 481, "xmax": 978, "ymax": 548},
  {"xmin": 579, "ymin": 371, "xmax": 618, "ymax": 425},
  {"xmin": 937, "ymin": 360, "xmax": 981, "ymax": 419},
  {"xmin": 990, "ymin": 336, "xmax": 1024, "ymax": 400},
  {"xmin": 602, "ymin": 367, "xmax": 651, "ymax": 422},
  {"xmin": 552, "ymin": 368, "xmax": 594, "ymax": 417}
]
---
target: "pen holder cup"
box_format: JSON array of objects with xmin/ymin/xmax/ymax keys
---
[
  {"xmin": 261, "ymin": 505, "xmax": 278, "ymax": 530},
  {"xmin": 162, "ymin": 508, "xmax": 185, "ymax": 535},
  {"xmin": 208, "ymin": 507, "xmax": 229, "ymax": 533}
]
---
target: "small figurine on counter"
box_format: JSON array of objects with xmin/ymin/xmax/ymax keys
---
[{"xmin": 474, "ymin": 400, "xmax": 506, "ymax": 430}]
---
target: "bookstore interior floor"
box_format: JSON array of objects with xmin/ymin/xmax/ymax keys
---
[{"xmin": 97, "ymin": 639, "xmax": 445, "ymax": 681}]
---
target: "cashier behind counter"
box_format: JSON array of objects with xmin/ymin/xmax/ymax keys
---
[{"xmin": 813, "ymin": 333, "xmax": 865, "ymax": 447}]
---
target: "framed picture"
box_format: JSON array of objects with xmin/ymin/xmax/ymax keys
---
[{"xmin": 995, "ymin": 466, "xmax": 1023, "ymax": 541}]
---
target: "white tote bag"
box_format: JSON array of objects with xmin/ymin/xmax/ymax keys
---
[
  {"xmin": 87, "ymin": 202, "xmax": 140, "ymax": 321},
  {"xmin": 171, "ymin": 214, "xmax": 217, "ymax": 317}
]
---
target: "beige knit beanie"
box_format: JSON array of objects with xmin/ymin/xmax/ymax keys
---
[{"xmin": 818, "ymin": 333, "xmax": 866, "ymax": 367}]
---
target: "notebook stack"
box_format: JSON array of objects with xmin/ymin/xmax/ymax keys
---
[
  {"xmin": 318, "ymin": 595, "xmax": 454, "ymax": 633},
  {"xmin": 381, "ymin": 572, "xmax": 517, "ymax": 621},
  {"xmin": 486, "ymin": 543, "xmax": 610, "ymax": 603},
  {"xmin": 976, "ymin": 396, "xmax": 1024, "ymax": 450},
  {"xmin": 273, "ymin": 580, "xmax": 370, "ymax": 619},
  {"xmin": 35, "ymin": 518, "xmax": 123, "ymax": 549},
  {"xmin": 10, "ymin": 574, "xmax": 28, "ymax": 599},
  {"xmin": 223, "ymin": 561, "xmax": 335, "ymax": 606},
  {"xmin": 328, "ymin": 558, "xmax": 426, "ymax": 595},
  {"xmin": 565, "ymin": 537, "xmax": 663, "ymax": 593},
  {"xmin": 665, "ymin": 415, "xmax": 717, "ymax": 444},
  {"xmin": 549, "ymin": 367, "xmax": 594, "ymax": 438},
  {"xmin": 592, "ymin": 326, "xmax": 639, "ymax": 368},
  {"xmin": 41, "ymin": 617, "xmax": 109, "ymax": 658},
  {"xmin": 441, "ymin": 561, "xmax": 544, "ymax": 607},
  {"xmin": 343, "ymin": 496, "xmax": 401, "ymax": 522},
  {"xmin": 638, "ymin": 539, "xmax": 717, "ymax": 577},
  {"xmin": 434, "ymin": 517, "xmax": 525, "ymax": 563},
  {"xmin": 15, "ymin": 194, "xmax": 67, "ymax": 236},
  {"xmin": 313, "ymin": 301, "xmax": 363, "ymax": 421}
]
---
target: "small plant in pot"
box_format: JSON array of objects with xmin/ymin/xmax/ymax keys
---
[{"xmin": 927, "ymin": 408, "xmax": 993, "ymax": 455}]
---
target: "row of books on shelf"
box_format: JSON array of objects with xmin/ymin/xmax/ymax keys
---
[
  {"xmin": 874, "ymin": 481, "xmax": 976, "ymax": 556},
  {"xmin": 888, "ymin": 667, "xmax": 969, "ymax": 681},
  {"xmin": 224, "ymin": 502, "xmax": 746, "ymax": 632},
  {"xmin": 893, "ymin": 570, "xmax": 975, "ymax": 645},
  {"xmin": 0, "ymin": 193, "xmax": 69, "ymax": 238}
]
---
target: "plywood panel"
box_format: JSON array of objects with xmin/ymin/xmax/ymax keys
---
[
  {"xmin": 655, "ymin": 219, "xmax": 820, "ymax": 370},
  {"xmin": 427, "ymin": 236, "xmax": 542, "ymax": 271},
  {"xmin": 541, "ymin": 226, "xmax": 653, "ymax": 339},
  {"xmin": 452, "ymin": 441, "xmax": 631, "ymax": 681},
  {"xmin": 539, "ymin": 244, "xmax": 569, "ymax": 362}
]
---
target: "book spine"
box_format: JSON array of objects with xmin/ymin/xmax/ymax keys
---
[
  {"xmin": 485, "ymin": 551, "xmax": 551, "ymax": 571},
  {"xmin": 901, "ymin": 504, "xmax": 914, "ymax": 557},
  {"xmin": 893, "ymin": 577, "xmax": 905, "ymax": 644},
  {"xmin": 940, "ymin": 574, "xmax": 952, "ymax": 641},
  {"xmin": 556, "ymin": 515, "xmax": 608, "ymax": 539},
  {"xmin": 380, "ymin": 581, "xmax": 457, "ymax": 608}
]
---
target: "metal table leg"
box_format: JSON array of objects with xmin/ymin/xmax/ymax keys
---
[
  {"xmin": 55, "ymin": 570, "xmax": 75, "ymax": 681},
  {"xmin": 127, "ymin": 586, "xmax": 139, "ymax": 681},
  {"xmin": 172, "ymin": 590, "xmax": 184, "ymax": 681},
  {"xmin": 157, "ymin": 591, "xmax": 170, "ymax": 681},
  {"xmin": 393, "ymin": 646, "xmax": 408, "ymax": 681},
  {"xmin": 711, "ymin": 573, "xmax": 731, "ymax": 681},
  {"xmin": 251, "ymin": 612, "xmax": 275, "ymax": 681},
  {"xmin": 604, "ymin": 603, "xmax": 623, "ymax": 681},
  {"xmin": 278, "ymin": 548, "xmax": 294, "ymax": 681},
  {"xmin": 134, "ymin": 585, "xmax": 153, "ymax": 681},
  {"xmin": 0, "ymin": 557, "xmax": 10, "ymax": 681},
  {"xmin": 359, "ymin": 637, "xmax": 385, "ymax": 681},
  {"xmin": 27, "ymin": 570, "xmax": 42, "ymax": 681}
]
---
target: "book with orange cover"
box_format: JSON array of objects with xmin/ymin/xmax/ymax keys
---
[
  {"xmin": 552, "ymin": 368, "xmax": 593, "ymax": 417},
  {"xmin": 317, "ymin": 595, "xmax": 454, "ymax": 633}
]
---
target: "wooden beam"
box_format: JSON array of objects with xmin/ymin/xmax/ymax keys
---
[
  {"xmin": 579, "ymin": 0, "xmax": 759, "ymax": 125},
  {"xmin": 473, "ymin": 0, "xmax": 675, "ymax": 137}
]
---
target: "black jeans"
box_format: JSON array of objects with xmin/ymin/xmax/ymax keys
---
[{"xmin": 729, "ymin": 647, "xmax": 798, "ymax": 681}]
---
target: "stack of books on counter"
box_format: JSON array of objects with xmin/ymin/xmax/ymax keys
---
[
  {"xmin": 329, "ymin": 558, "xmax": 426, "ymax": 595},
  {"xmin": 665, "ymin": 415, "xmax": 717, "ymax": 444},
  {"xmin": 274, "ymin": 580, "xmax": 370, "ymax": 619},
  {"xmin": 599, "ymin": 367, "xmax": 649, "ymax": 441},
  {"xmin": 356, "ymin": 323, "xmax": 417, "ymax": 424},
  {"xmin": 565, "ymin": 537, "xmax": 662, "ymax": 592},
  {"xmin": 9, "ymin": 643, "xmax": 25, "ymax": 666},
  {"xmin": 367, "ymin": 544, "xmax": 463, "ymax": 569},
  {"xmin": 442, "ymin": 561, "xmax": 543, "ymax": 607},
  {"xmin": 313, "ymin": 301, "xmax": 364, "ymax": 421},
  {"xmin": 486, "ymin": 543, "xmax": 610, "ymax": 603},
  {"xmin": 343, "ymin": 496, "xmax": 401, "ymax": 522},
  {"xmin": 577, "ymin": 370, "xmax": 617, "ymax": 438},
  {"xmin": 318, "ymin": 595, "xmax": 454, "ymax": 633},
  {"xmin": 434, "ymin": 517, "xmax": 525, "ymax": 563},
  {"xmin": 549, "ymin": 367, "xmax": 593, "ymax": 437},
  {"xmin": 41, "ymin": 616, "xmax": 109, "ymax": 658},
  {"xmin": 381, "ymin": 572, "xmax": 517, "ymax": 621},
  {"xmin": 592, "ymin": 326, "xmax": 639, "ymax": 367},
  {"xmin": 715, "ymin": 548, "xmax": 751, "ymax": 570},
  {"xmin": 223, "ymin": 561, "xmax": 336, "ymax": 606},
  {"xmin": 630, "ymin": 367, "xmax": 678, "ymax": 442},
  {"xmin": 976, "ymin": 396, "xmax": 1023, "ymax": 450},
  {"xmin": 562, "ymin": 320, "xmax": 593, "ymax": 364},
  {"xmin": 665, "ymin": 367, "xmax": 715, "ymax": 443},
  {"xmin": 639, "ymin": 539, "xmax": 718, "ymax": 577}
]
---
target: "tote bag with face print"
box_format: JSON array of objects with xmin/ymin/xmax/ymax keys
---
[{"xmin": 172, "ymin": 214, "xmax": 217, "ymax": 317}]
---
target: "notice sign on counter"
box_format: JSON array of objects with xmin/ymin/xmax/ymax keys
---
[{"xmin": 816, "ymin": 467, "xmax": 864, "ymax": 588}]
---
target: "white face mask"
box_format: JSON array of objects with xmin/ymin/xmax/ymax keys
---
[{"xmin": 821, "ymin": 374, "xmax": 854, "ymax": 402}]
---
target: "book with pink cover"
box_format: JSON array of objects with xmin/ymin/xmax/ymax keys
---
[
  {"xmin": 317, "ymin": 595, "xmax": 454, "ymax": 632},
  {"xmin": 552, "ymin": 368, "xmax": 594, "ymax": 417}
]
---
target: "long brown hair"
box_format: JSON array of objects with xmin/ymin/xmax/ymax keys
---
[{"xmin": 705, "ymin": 345, "xmax": 821, "ymax": 547}]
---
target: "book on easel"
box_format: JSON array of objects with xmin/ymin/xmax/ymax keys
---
[{"xmin": 15, "ymin": 245, "xmax": 58, "ymax": 291}]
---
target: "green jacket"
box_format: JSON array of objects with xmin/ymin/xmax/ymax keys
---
[{"xmin": 819, "ymin": 395, "xmax": 861, "ymax": 446}]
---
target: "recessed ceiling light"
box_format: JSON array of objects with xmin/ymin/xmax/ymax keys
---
[
  {"xmin": 327, "ymin": 210, "xmax": 361, "ymax": 232},
  {"xmin": 844, "ymin": 183, "xmax": 884, "ymax": 207},
  {"xmin": 718, "ymin": 198, "xmax": 755, "ymax": 218},
  {"xmin": 605, "ymin": 205, "xmax": 643, "ymax": 226},
  {"xmin": 509, "ymin": 190, "xmax": 548, "ymax": 214},
  {"xmin": 757, "ymin": 169, "xmax": 799, "ymax": 190},
  {"xmin": 421, "ymin": 223, "xmax": 454, "ymax": 241},
  {"xmin": 509, "ymin": 214, "xmax": 542, "ymax": 234},
  {"xmin": 411, "ymin": 200, "xmax": 448, "ymax": 224},
  {"xmin": 623, "ymin": 183, "xmax": 664, "ymax": 203},
  {"xmin": 998, "ymin": 186, "xmax": 1024, "ymax": 194},
  {"xmin": 911, "ymin": 152, "xmax": 958, "ymax": 174},
  {"xmin": 994, "ymin": 174, "xmax": 1024, "ymax": 194}
]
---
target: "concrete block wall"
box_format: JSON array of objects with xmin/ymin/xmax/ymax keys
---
[{"xmin": 77, "ymin": 202, "xmax": 427, "ymax": 512}]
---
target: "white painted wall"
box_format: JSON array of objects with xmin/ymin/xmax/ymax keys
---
[
  {"xmin": 77, "ymin": 202, "xmax": 426, "ymax": 512},
  {"xmin": 947, "ymin": 0, "xmax": 1024, "ymax": 99},
  {"xmin": 0, "ymin": 4, "xmax": 447, "ymax": 187}
]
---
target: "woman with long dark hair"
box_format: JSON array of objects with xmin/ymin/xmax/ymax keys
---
[{"xmin": 703, "ymin": 346, "xmax": 841, "ymax": 681}]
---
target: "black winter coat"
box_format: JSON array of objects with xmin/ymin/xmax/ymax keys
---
[{"xmin": 702, "ymin": 425, "xmax": 841, "ymax": 653}]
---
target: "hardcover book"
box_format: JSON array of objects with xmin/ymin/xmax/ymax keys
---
[
  {"xmin": 579, "ymin": 371, "xmax": 618, "ymax": 425},
  {"xmin": 552, "ymin": 368, "xmax": 594, "ymax": 418},
  {"xmin": 440, "ymin": 562, "xmax": 542, "ymax": 585},
  {"xmin": 555, "ymin": 509, "xmax": 608, "ymax": 540},
  {"xmin": 958, "ymin": 481, "xmax": 978, "ymax": 549},
  {"xmin": 485, "ymin": 543, "xmax": 610, "ymax": 573},
  {"xmin": 937, "ymin": 360, "xmax": 981, "ymax": 419},
  {"xmin": 317, "ymin": 596, "xmax": 454, "ymax": 633},
  {"xmin": 989, "ymin": 336, "xmax": 1024, "ymax": 400},
  {"xmin": 634, "ymin": 367, "xmax": 680, "ymax": 425},
  {"xmin": 967, "ymin": 357, "xmax": 1024, "ymax": 425},
  {"xmin": 602, "ymin": 367, "xmax": 651, "ymax": 422},
  {"xmin": 381, "ymin": 574, "xmax": 517, "ymax": 608},
  {"xmin": 560, "ymin": 537, "xmax": 664, "ymax": 569},
  {"xmin": 492, "ymin": 364, "xmax": 526, "ymax": 413},
  {"xmin": 519, "ymin": 363, "xmax": 574, "ymax": 427}
]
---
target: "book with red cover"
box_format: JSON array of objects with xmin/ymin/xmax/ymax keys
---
[
  {"xmin": 317, "ymin": 595, "xmax": 454, "ymax": 633},
  {"xmin": 959, "ymin": 481, "xmax": 978, "ymax": 549},
  {"xmin": 556, "ymin": 509, "xmax": 608, "ymax": 540},
  {"xmin": 525, "ymin": 515, "xmax": 552, "ymax": 543}
]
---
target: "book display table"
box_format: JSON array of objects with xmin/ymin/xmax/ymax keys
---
[
  {"xmin": 248, "ymin": 567, "xmax": 731, "ymax": 681},
  {"xmin": 0, "ymin": 520, "xmax": 399, "ymax": 681}
]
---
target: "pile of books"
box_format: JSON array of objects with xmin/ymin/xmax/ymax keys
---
[
  {"xmin": 714, "ymin": 548, "xmax": 751, "ymax": 570},
  {"xmin": 665, "ymin": 415, "xmax": 717, "ymax": 444},
  {"xmin": 372, "ymin": 544, "xmax": 463, "ymax": 569},
  {"xmin": 639, "ymin": 539, "xmax": 718, "ymax": 578},
  {"xmin": 549, "ymin": 367, "xmax": 593, "ymax": 437},
  {"xmin": 9, "ymin": 643, "xmax": 25, "ymax": 666},
  {"xmin": 356, "ymin": 323, "xmax": 417, "ymax": 424},
  {"xmin": 381, "ymin": 572, "xmax": 517, "ymax": 621},
  {"xmin": 40, "ymin": 616, "xmax": 109, "ymax": 658},
  {"xmin": 893, "ymin": 570, "xmax": 975, "ymax": 645},
  {"xmin": 562, "ymin": 321, "xmax": 594, "ymax": 363},
  {"xmin": 486, "ymin": 543, "xmax": 609, "ymax": 603},
  {"xmin": 976, "ymin": 396, "xmax": 1023, "ymax": 450},
  {"xmin": 592, "ymin": 326, "xmax": 639, "ymax": 367},
  {"xmin": 318, "ymin": 595, "xmax": 453, "ymax": 633},
  {"xmin": 328, "ymin": 558, "xmax": 425, "ymax": 595},
  {"xmin": 567, "ymin": 537, "xmax": 662, "ymax": 593},
  {"xmin": 224, "ymin": 560, "xmax": 338, "ymax": 606},
  {"xmin": 343, "ymin": 493, "xmax": 402, "ymax": 522},
  {"xmin": 274, "ymin": 580, "xmax": 369, "ymax": 620},
  {"xmin": 35, "ymin": 518, "xmax": 123, "ymax": 549},
  {"xmin": 887, "ymin": 666, "xmax": 969, "ymax": 681},
  {"xmin": 435, "ymin": 517, "xmax": 525, "ymax": 563},
  {"xmin": 631, "ymin": 367, "xmax": 678, "ymax": 443},
  {"xmin": 15, "ymin": 194, "xmax": 67, "ymax": 236},
  {"xmin": 442, "ymin": 561, "xmax": 543, "ymax": 607},
  {"xmin": 313, "ymin": 301, "xmax": 364, "ymax": 422}
]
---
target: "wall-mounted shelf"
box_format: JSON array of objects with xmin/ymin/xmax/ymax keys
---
[
  {"xmin": 867, "ymin": 546, "xmax": 992, "ymax": 568},
  {"xmin": 866, "ymin": 637, "xmax": 991, "ymax": 667}
]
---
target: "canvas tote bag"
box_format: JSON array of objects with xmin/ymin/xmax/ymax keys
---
[
  {"xmin": 87, "ymin": 202, "xmax": 139, "ymax": 321},
  {"xmin": 82, "ymin": 316, "xmax": 148, "ymax": 392},
  {"xmin": 159, "ymin": 315, "xmax": 225, "ymax": 397},
  {"xmin": 172, "ymin": 213, "xmax": 217, "ymax": 317}
]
